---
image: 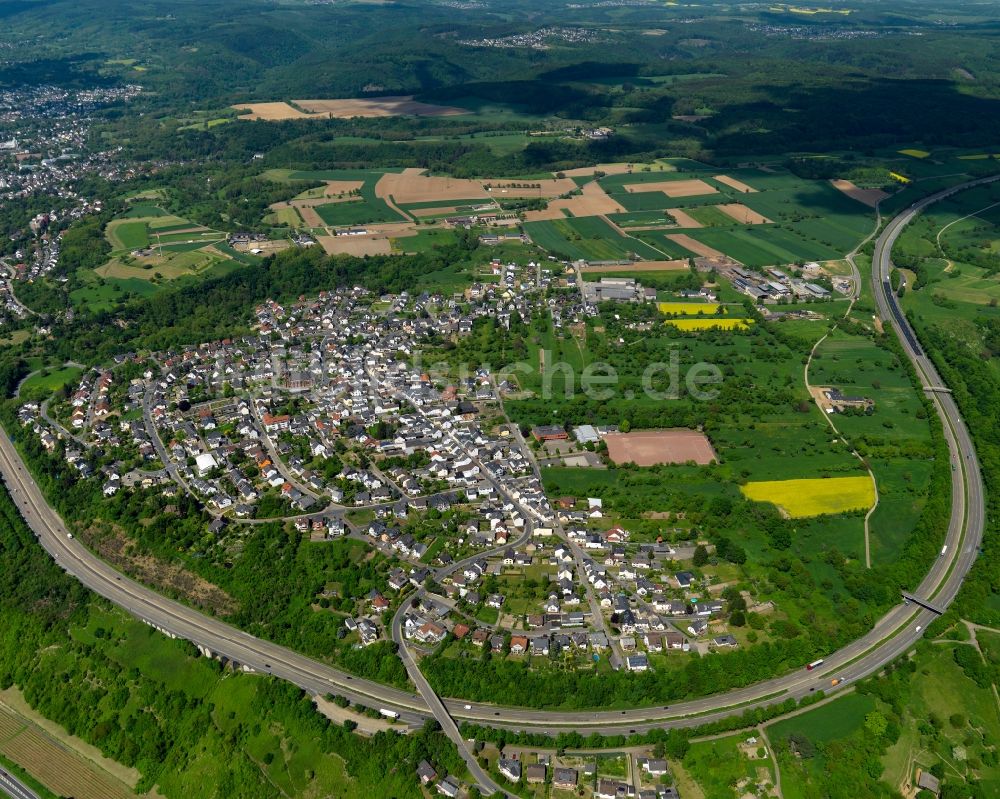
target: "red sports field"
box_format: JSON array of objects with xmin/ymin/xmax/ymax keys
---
[{"xmin": 604, "ymin": 429, "xmax": 717, "ymax": 466}]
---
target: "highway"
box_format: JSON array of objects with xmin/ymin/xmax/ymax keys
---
[
  {"xmin": 0, "ymin": 768, "xmax": 39, "ymax": 799},
  {"xmin": 0, "ymin": 430, "xmax": 431, "ymax": 727},
  {"xmin": 0, "ymin": 175, "xmax": 990, "ymax": 786}
]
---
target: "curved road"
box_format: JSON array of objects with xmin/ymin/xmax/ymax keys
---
[{"xmin": 0, "ymin": 177, "xmax": 989, "ymax": 761}]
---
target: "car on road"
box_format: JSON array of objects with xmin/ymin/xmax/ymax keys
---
[
  {"xmin": 463, "ymin": 704, "xmax": 471, "ymax": 710},
  {"xmin": 66, "ymin": 533, "xmax": 72, "ymax": 539}
]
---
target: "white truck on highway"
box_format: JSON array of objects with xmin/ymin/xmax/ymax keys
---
[{"xmin": 379, "ymin": 708, "xmax": 400, "ymax": 721}]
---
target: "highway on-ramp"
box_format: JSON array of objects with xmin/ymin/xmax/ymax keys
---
[{"xmin": 0, "ymin": 176, "xmax": 989, "ymax": 779}]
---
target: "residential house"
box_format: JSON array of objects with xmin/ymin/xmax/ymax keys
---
[
  {"xmin": 554, "ymin": 768, "xmax": 578, "ymax": 790},
  {"xmin": 626, "ymin": 654, "xmax": 649, "ymax": 672},
  {"xmin": 416, "ymin": 760, "xmax": 437, "ymax": 785},
  {"xmin": 641, "ymin": 759, "xmax": 668, "ymax": 777},
  {"xmin": 526, "ymin": 764, "xmax": 546, "ymax": 784},
  {"xmin": 596, "ymin": 779, "xmax": 636, "ymax": 799},
  {"xmin": 498, "ymin": 758, "xmax": 522, "ymax": 783}
]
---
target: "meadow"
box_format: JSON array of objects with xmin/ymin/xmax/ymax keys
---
[
  {"xmin": 60, "ymin": 205, "xmax": 249, "ymax": 312},
  {"xmin": 808, "ymin": 328, "xmax": 937, "ymax": 561},
  {"xmin": 767, "ymin": 692, "xmax": 874, "ymax": 745},
  {"xmin": 891, "ymin": 182, "xmax": 1000, "ymax": 386},
  {"xmin": 880, "ymin": 642, "xmax": 1000, "ymax": 796},
  {"xmin": 19, "ymin": 366, "xmax": 84, "ymax": 396},
  {"xmin": 314, "ymin": 200, "xmax": 402, "ymax": 226},
  {"xmin": 682, "ymin": 733, "xmax": 776, "ymax": 799}
]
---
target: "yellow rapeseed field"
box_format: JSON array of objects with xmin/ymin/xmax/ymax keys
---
[
  {"xmin": 664, "ymin": 318, "xmax": 753, "ymax": 331},
  {"xmin": 898, "ymin": 148, "xmax": 930, "ymax": 159},
  {"xmin": 740, "ymin": 476, "xmax": 875, "ymax": 518},
  {"xmin": 657, "ymin": 302, "xmax": 722, "ymax": 315}
]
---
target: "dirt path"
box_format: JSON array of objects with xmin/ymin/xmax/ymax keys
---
[
  {"xmin": 382, "ymin": 193, "xmax": 414, "ymax": 222},
  {"xmin": 935, "ymin": 199, "xmax": 1000, "ymax": 257},
  {"xmin": 962, "ymin": 622, "xmax": 1000, "ymax": 715},
  {"xmin": 757, "ymin": 725, "xmax": 782, "ymax": 799},
  {"xmin": 601, "ymin": 215, "xmax": 676, "ymax": 260},
  {"xmin": 670, "ymin": 760, "xmax": 705, "ymax": 799},
  {"xmin": 808, "ymin": 198, "xmax": 887, "ymax": 568},
  {"xmin": 805, "ymin": 330, "xmax": 879, "ymax": 568}
]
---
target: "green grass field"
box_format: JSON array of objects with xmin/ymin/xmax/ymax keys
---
[
  {"xmin": 314, "ymin": 200, "xmax": 403, "ymax": 226},
  {"xmin": 683, "ymin": 733, "xmax": 775, "ymax": 799},
  {"xmin": 20, "ymin": 366, "xmax": 84, "ymax": 395},
  {"xmin": 524, "ymin": 216, "xmax": 663, "ymax": 261},
  {"xmin": 768, "ymin": 693, "xmax": 875, "ymax": 744},
  {"xmin": 808, "ymin": 328, "xmax": 936, "ymax": 558},
  {"xmin": 606, "ymin": 210, "xmax": 675, "ymax": 228},
  {"xmin": 71, "ymin": 278, "xmax": 160, "ymax": 311},
  {"xmin": 673, "ymin": 227, "xmax": 839, "ymax": 267},
  {"xmin": 894, "ymin": 183, "xmax": 1000, "ymax": 385},
  {"xmin": 394, "ymin": 228, "xmax": 457, "ymax": 254},
  {"xmin": 107, "ymin": 220, "xmax": 150, "ymax": 251},
  {"xmin": 685, "ymin": 205, "xmax": 740, "ymax": 227},
  {"xmin": 766, "ymin": 693, "xmax": 876, "ymax": 799},
  {"xmin": 265, "ymin": 206, "xmax": 302, "ymax": 227},
  {"xmin": 121, "ymin": 203, "xmax": 168, "ymax": 219},
  {"xmin": 881, "ymin": 643, "xmax": 1000, "ymax": 794}
]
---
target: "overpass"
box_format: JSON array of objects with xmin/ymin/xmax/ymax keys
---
[{"xmin": 902, "ymin": 593, "xmax": 946, "ymax": 616}]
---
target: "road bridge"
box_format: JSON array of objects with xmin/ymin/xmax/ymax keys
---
[{"xmin": 902, "ymin": 593, "xmax": 946, "ymax": 616}]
